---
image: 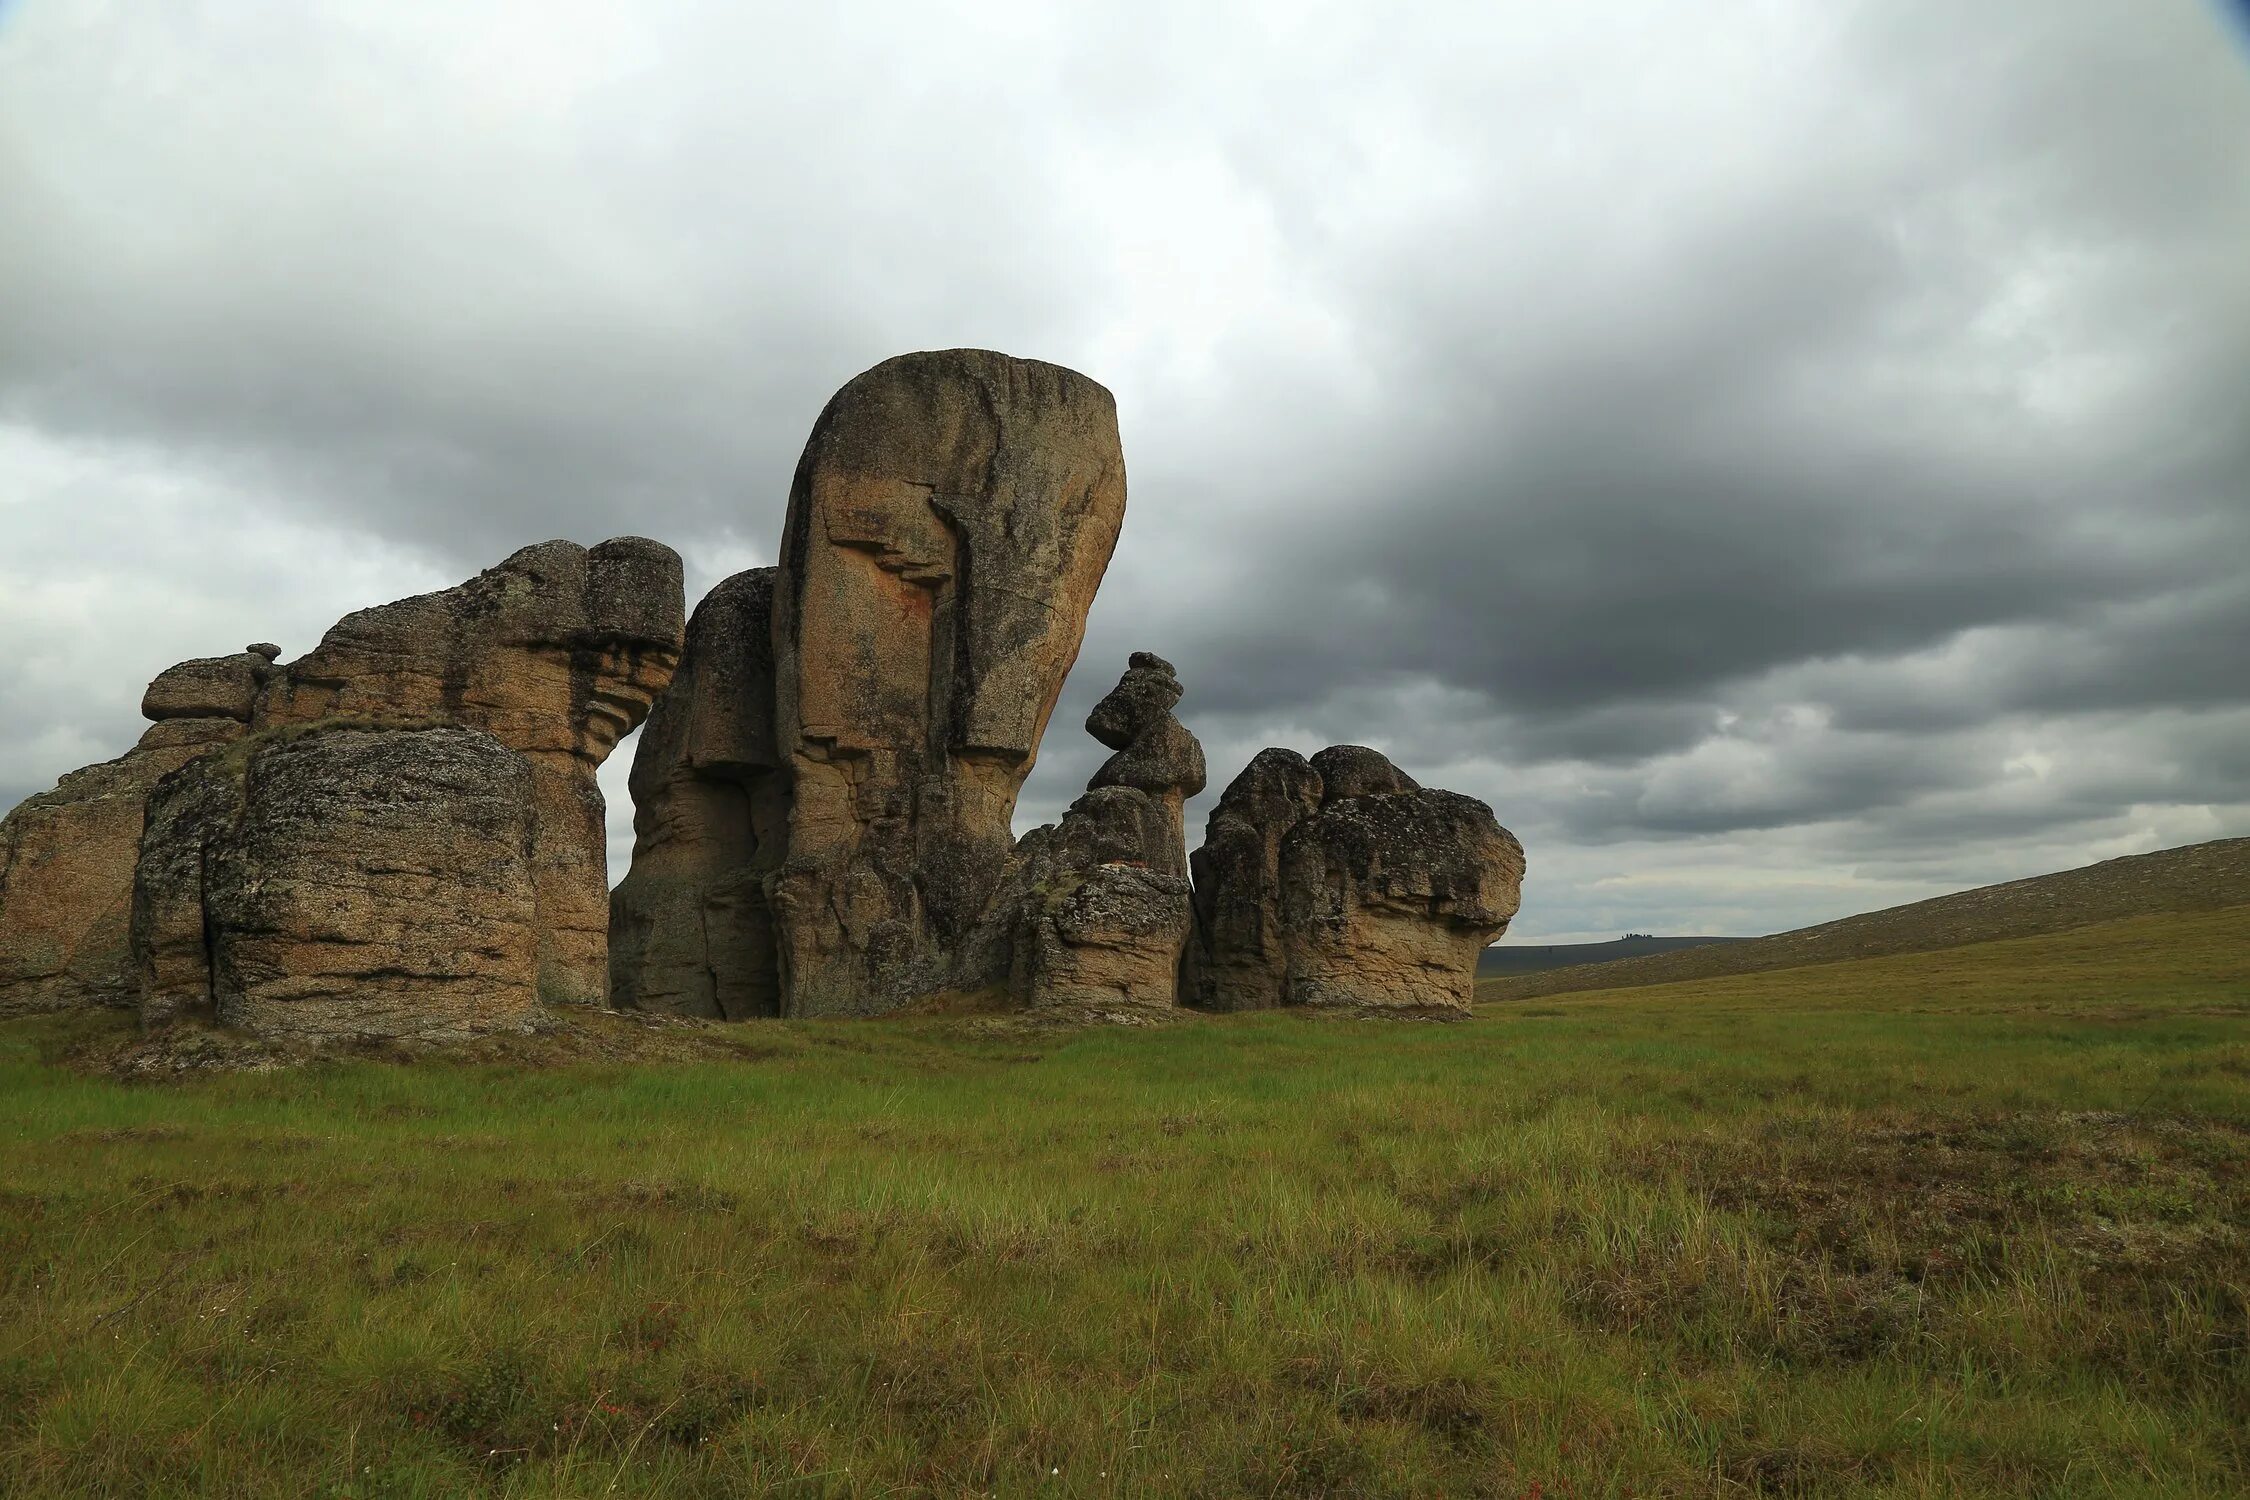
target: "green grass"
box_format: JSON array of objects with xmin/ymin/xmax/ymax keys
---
[{"xmin": 2, "ymin": 906, "xmax": 2246, "ymax": 1498}]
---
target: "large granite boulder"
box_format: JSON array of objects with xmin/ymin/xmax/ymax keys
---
[
  {"xmin": 1187, "ymin": 745, "xmax": 1524, "ymax": 1016},
  {"xmin": 257, "ymin": 538, "xmax": 684, "ymax": 1005},
  {"xmin": 135, "ymin": 725, "xmax": 541, "ymax": 1041},
  {"xmin": 0, "ymin": 646, "xmax": 274, "ymax": 1014},
  {"xmin": 607, "ymin": 568, "xmax": 788, "ymax": 1019},
  {"xmin": 767, "ymin": 349, "xmax": 1127, "ymax": 1016}
]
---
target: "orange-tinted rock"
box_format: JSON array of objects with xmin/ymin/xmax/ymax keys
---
[
  {"xmin": 134, "ymin": 725, "xmax": 541, "ymax": 1041},
  {"xmin": 257, "ymin": 538, "xmax": 684, "ymax": 1004},
  {"xmin": 768, "ymin": 350, "xmax": 1126, "ymax": 1015},
  {"xmin": 0, "ymin": 648, "xmax": 272, "ymax": 1014}
]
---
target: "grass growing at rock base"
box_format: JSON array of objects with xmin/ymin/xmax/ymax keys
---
[{"xmin": 1, "ymin": 905, "xmax": 2246, "ymax": 1498}]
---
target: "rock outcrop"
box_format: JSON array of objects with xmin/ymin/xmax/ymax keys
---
[
  {"xmin": 1002, "ymin": 788, "xmax": 1195, "ymax": 1020},
  {"xmin": 135, "ymin": 725, "xmax": 541, "ymax": 1041},
  {"xmin": 1182, "ymin": 749, "xmax": 1325, "ymax": 1013},
  {"xmin": 1187, "ymin": 745, "xmax": 1524, "ymax": 1016},
  {"xmin": 1083, "ymin": 652, "xmax": 1205, "ymax": 877},
  {"xmin": 0, "ymin": 647, "xmax": 274, "ymax": 1014},
  {"xmin": 971, "ymin": 654, "xmax": 1205, "ymax": 1017},
  {"xmin": 767, "ymin": 349, "xmax": 1127, "ymax": 1016},
  {"xmin": 257, "ymin": 538, "xmax": 684, "ymax": 1004},
  {"xmin": 607, "ymin": 568, "xmax": 788, "ymax": 1019}
]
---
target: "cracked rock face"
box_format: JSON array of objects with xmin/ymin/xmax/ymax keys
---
[
  {"xmin": 257, "ymin": 537, "xmax": 685, "ymax": 1004},
  {"xmin": 1188, "ymin": 745, "xmax": 1525, "ymax": 1016},
  {"xmin": 135, "ymin": 725, "xmax": 541, "ymax": 1041},
  {"xmin": 607, "ymin": 568, "xmax": 789, "ymax": 1019},
  {"xmin": 767, "ymin": 349, "xmax": 1127, "ymax": 1016},
  {"xmin": 0, "ymin": 647, "xmax": 273, "ymax": 1014}
]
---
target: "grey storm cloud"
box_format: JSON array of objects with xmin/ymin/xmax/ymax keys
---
[{"xmin": 2, "ymin": 0, "xmax": 2246, "ymax": 943}]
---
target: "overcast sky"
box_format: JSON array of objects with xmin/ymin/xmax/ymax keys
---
[{"xmin": 3, "ymin": 1, "xmax": 2246, "ymax": 943}]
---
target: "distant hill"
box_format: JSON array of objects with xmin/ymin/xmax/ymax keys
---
[
  {"xmin": 1480, "ymin": 836, "xmax": 2250, "ymax": 1002},
  {"xmin": 1477, "ymin": 935, "xmax": 1744, "ymax": 978}
]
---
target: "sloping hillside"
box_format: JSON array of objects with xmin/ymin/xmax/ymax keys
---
[
  {"xmin": 1477, "ymin": 934, "xmax": 1743, "ymax": 978},
  {"xmin": 1480, "ymin": 835, "xmax": 2250, "ymax": 1001}
]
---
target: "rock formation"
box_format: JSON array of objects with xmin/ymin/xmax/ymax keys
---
[
  {"xmin": 1181, "ymin": 748, "xmax": 1325, "ymax": 1013},
  {"xmin": 1187, "ymin": 745, "xmax": 1525, "ymax": 1016},
  {"xmin": 607, "ymin": 568, "xmax": 788, "ymax": 1018},
  {"xmin": 4, "ymin": 536, "xmax": 678, "ymax": 1033},
  {"xmin": 766, "ymin": 349, "xmax": 1127, "ymax": 1016},
  {"xmin": 135, "ymin": 725, "xmax": 541, "ymax": 1041},
  {"xmin": 1083, "ymin": 652, "xmax": 1205, "ymax": 877},
  {"xmin": 257, "ymin": 537, "xmax": 684, "ymax": 1004},
  {"xmin": 0, "ymin": 646, "xmax": 274, "ymax": 1014},
  {"xmin": 969, "ymin": 653, "xmax": 1205, "ymax": 1017},
  {"xmin": 4, "ymin": 345, "xmax": 1530, "ymax": 1042}
]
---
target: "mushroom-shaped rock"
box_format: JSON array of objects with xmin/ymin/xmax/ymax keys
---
[
  {"xmin": 768, "ymin": 350, "xmax": 1127, "ymax": 1016},
  {"xmin": 256, "ymin": 537, "xmax": 685, "ymax": 1005},
  {"xmin": 1279, "ymin": 777, "xmax": 1525, "ymax": 1014},
  {"xmin": 0, "ymin": 651, "xmax": 267, "ymax": 1014},
  {"xmin": 134, "ymin": 725, "xmax": 542, "ymax": 1041},
  {"xmin": 608, "ymin": 568, "xmax": 789, "ymax": 1019},
  {"xmin": 1186, "ymin": 745, "xmax": 1524, "ymax": 1016}
]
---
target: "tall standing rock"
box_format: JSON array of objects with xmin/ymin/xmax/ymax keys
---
[
  {"xmin": 768, "ymin": 350, "xmax": 1127, "ymax": 1016},
  {"xmin": 980, "ymin": 653, "xmax": 1206, "ymax": 1017},
  {"xmin": 1187, "ymin": 745, "xmax": 1525, "ymax": 1016},
  {"xmin": 608, "ymin": 568, "xmax": 789, "ymax": 1018},
  {"xmin": 0, "ymin": 646, "xmax": 274, "ymax": 1014},
  {"xmin": 1183, "ymin": 748, "xmax": 1324, "ymax": 1012},
  {"xmin": 257, "ymin": 538, "xmax": 684, "ymax": 1004},
  {"xmin": 1083, "ymin": 652, "xmax": 1206, "ymax": 877},
  {"xmin": 135, "ymin": 725, "xmax": 542, "ymax": 1041}
]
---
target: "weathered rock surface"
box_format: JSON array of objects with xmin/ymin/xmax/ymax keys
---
[
  {"xmin": 0, "ymin": 648, "xmax": 273, "ymax": 1014},
  {"xmin": 258, "ymin": 538, "xmax": 684, "ymax": 1004},
  {"xmin": 1187, "ymin": 745, "xmax": 1524, "ymax": 1016},
  {"xmin": 1183, "ymin": 748, "xmax": 1324, "ymax": 1013},
  {"xmin": 1083, "ymin": 652, "xmax": 1205, "ymax": 878},
  {"xmin": 1002, "ymin": 787, "xmax": 1194, "ymax": 1019},
  {"xmin": 954, "ymin": 654, "xmax": 1206, "ymax": 1017},
  {"xmin": 134, "ymin": 725, "xmax": 541, "ymax": 1041},
  {"xmin": 607, "ymin": 568, "xmax": 788, "ymax": 1019},
  {"xmin": 768, "ymin": 349, "xmax": 1127, "ymax": 1016}
]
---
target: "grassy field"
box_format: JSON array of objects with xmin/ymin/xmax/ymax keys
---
[{"xmin": 1, "ymin": 906, "xmax": 2246, "ymax": 1498}]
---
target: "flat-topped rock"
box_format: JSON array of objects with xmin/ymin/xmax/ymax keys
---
[
  {"xmin": 0, "ymin": 650, "xmax": 269, "ymax": 1014},
  {"xmin": 258, "ymin": 537, "xmax": 685, "ymax": 1004},
  {"xmin": 136, "ymin": 724, "xmax": 541, "ymax": 1041}
]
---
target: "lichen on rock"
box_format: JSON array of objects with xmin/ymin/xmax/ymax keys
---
[
  {"xmin": 1187, "ymin": 745, "xmax": 1525, "ymax": 1017},
  {"xmin": 134, "ymin": 723, "xmax": 542, "ymax": 1042},
  {"xmin": 766, "ymin": 349, "xmax": 1128, "ymax": 1016}
]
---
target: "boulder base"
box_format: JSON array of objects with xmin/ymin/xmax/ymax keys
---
[
  {"xmin": 136, "ymin": 725, "xmax": 541, "ymax": 1042},
  {"xmin": 1188, "ymin": 746, "xmax": 1524, "ymax": 1016}
]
